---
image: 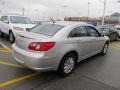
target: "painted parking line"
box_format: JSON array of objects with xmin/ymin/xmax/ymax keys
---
[
  {"xmin": 0, "ymin": 49, "xmax": 12, "ymax": 53},
  {"xmin": 110, "ymin": 44, "xmax": 120, "ymax": 47},
  {"xmin": 0, "ymin": 44, "xmax": 3, "ymax": 48},
  {"xmin": 109, "ymin": 46, "xmax": 119, "ymax": 49},
  {"xmin": 0, "ymin": 42, "xmax": 9, "ymax": 48},
  {"xmin": 0, "ymin": 61, "xmax": 24, "ymax": 68},
  {"xmin": 0, "ymin": 72, "xmax": 39, "ymax": 88},
  {"xmin": 110, "ymin": 43, "xmax": 120, "ymax": 49},
  {"xmin": 0, "ymin": 42, "xmax": 12, "ymax": 53}
]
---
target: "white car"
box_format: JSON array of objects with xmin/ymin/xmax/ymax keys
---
[
  {"xmin": 115, "ymin": 25, "xmax": 120, "ymax": 38},
  {"xmin": 0, "ymin": 15, "xmax": 36, "ymax": 43}
]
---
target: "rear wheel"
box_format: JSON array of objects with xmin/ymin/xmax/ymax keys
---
[
  {"xmin": 100, "ymin": 43, "xmax": 109, "ymax": 55},
  {"xmin": 9, "ymin": 31, "xmax": 15, "ymax": 43},
  {"xmin": 0, "ymin": 29, "xmax": 3, "ymax": 37},
  {"xmin": 58, "ymin": 53, "xmax": 76, "ymax": 76}
]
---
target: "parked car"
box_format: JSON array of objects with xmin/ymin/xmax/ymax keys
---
[
  {"xmin": 96, "ymin": 25, "xmax": 119, "ymax": 41},
  {"xmin": 0, "ymin": 15, "xmax": 36, "ymax": 43},
  {"xmin": 115, "ymin": 25, "xmax": 120, "ymax": 38},
  {"xmin": 12, "ymin": 21, "xmax": 109, "ymax": 76}
]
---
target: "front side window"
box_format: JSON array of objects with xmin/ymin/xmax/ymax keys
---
[
  {"xmin": 0, "ymin": 16, "xmax": 5, "ymax": 21},
  {"xmin": 86, "ymin": 26, "xmax": 99, "ymax": 37},
  {"xmin": 0, "ymin": 16, "xmax": 8, "ymax": 22},
  {"xmin": 4, "ymin": 16, "xmax": 8, "ymax": 21},
  {"xmin": 69, "ymin": 26, "xmax": 88, "ymax": 37}
]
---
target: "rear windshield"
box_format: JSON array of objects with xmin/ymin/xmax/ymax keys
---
[{"xmin": 30, "ymin": 24, "xmax": 64, "ymax": 36}]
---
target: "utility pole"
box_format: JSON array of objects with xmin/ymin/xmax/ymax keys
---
[
  {"xmin": 22, "ymin": 8, "xmax": 25, "ymax": 16},
  {"xmin": 62, "ymin": 5, "xmax": 67, "ymax": 17},
  {"xmin": 57, "ymin": 8, "xmax": 59, "ymax": 20},
  {"xmin": 28, "ymin": 0, "xmax": 30, "ymax": 16},
  {"xmin": 0, "ymin": 0, "xmax": 5, "ymax": 15},
  {"xmin": 117, "ymin": 1, "xmax": 120, "ymax": 25},
  {"xmin": 87, "ymin": 2, "xmax": 90, "ymax": 20},
  {"xmin": 102, "ymin": 0, "xmax": 107, "ymax": 25}
]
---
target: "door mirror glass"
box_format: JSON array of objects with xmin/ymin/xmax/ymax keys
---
[{"xmin": 100, "ymin": 33, "xmax": 105, "ymax": 37}]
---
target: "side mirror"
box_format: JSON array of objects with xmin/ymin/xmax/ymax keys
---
[
  {"xmin": 26, "ymin": 28, "xmax": 30, "ymax": 31},
  {"xmin": 3, "ymin": 20, "xmax": 9, "ymax": 24},
  {"xmin": 100, "ymin": 33, "xmax": 105, "ymax": 37}
]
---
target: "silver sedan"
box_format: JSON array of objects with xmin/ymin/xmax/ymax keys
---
[{"xmin": 12, "ymin": 21, "xmax": 109, "ymax": 76}]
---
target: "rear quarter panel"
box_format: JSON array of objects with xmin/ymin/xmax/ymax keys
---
[{"xmin": 42, "ymin": 38, "xmax": 77, "ymax": 70}]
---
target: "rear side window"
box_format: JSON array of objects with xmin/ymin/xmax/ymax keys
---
[
  {"xmin": 76, "ymin": 26, "xmax": 88, "ymax": 37},
  {"xmin": 69, "ymin": 26, "xmax": 88, "ymax": 37},
  {"xmin": 30, "ymin": 24, "xmax": 64, "ymax": 36}
]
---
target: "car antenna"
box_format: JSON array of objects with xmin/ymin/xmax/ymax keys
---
[{"xmin": 50, "ymin": 17, "xmax": 55, "ymax": 23}]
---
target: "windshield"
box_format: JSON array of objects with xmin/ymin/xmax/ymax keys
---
[
  {"xmin": 30, "ymin": 24, "xmax": 64, "ymax": 36},
  {"xmin": 10, "ymin": 16, "xmax": 32, "ymax": 24}
]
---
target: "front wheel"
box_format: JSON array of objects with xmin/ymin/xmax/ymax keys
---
[
  {"xmin": 100, "ymin": 43, "xmax": 109, "ymax": 55},
  {"xmin": 9, "ymin": 31, "xmax": 15, "ymax": 43},
  {"xmin": 115, "ymin": 34, "xmax": 119, "ymax": 41},
  {"xmin": 58, "ymin": 53, "xmax": 76, "ymax": 76}
]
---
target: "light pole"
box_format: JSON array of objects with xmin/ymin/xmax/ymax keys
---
[
  {"xmin": 102, "ymin": 0, "xmax": 107, "ymax": 25},
  {"xmin": 0, "ymin": 0, "xmax": 5, "ymax": 15},
  {"xmin": 22, "ymin": 8, "xmax": 25, "ymax": 16},
  {"xmin": 62, "ymin": 5, "xmax": 67, "ymax": 17},
  {"xmin": 27, "ymin": 0, "xmax": 30, "ymax": 17},
  {"xmin": 117, "ymin": 0, "xmax": 120, "ymax": 25},
  {"xmin": 87, "ymin": 2, "xmax": 90, "ymax": 20},
  {"xmin": 56, "ymin": 8, "xmax": 59, "ymax": 20}
]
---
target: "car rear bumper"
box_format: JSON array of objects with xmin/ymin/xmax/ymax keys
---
[{"xmin": 12, "ymin": 44, "xmax": 58, "ymax": 71}]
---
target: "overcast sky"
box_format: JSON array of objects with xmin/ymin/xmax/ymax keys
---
[{"xmin": 0, "ymin": 0, "xmax": 120, "ymax": 20}]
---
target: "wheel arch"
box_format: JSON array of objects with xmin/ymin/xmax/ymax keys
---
[
  {"xmin": 9, "ymin": 29, "xmax": 12, "ymax": 34},
  {"xmin": 105, "ymin": 40, "xmax": 109, "ymax": 45},
  {"xmin": 57, "ymin": 50, "xmax": 78, "ymax": 70}
]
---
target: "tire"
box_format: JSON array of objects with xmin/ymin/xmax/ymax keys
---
[
  {"xmin": 9, "ymin": 31, "xmax": 15, "ymax": 43},
  {"xmin": 58, "ymin": 53, "xmax": 77, "ymax": 76},
  {"xmin": 115, "ymin": 34, "xmax": 119, "ymax": 41},
  {"xmin": 100, "ymin": 43, "xmax": 109, "ymax": 55},
  {"xmin": 0, "ymin": 29, "xmax": 3, "ymax": 37}
]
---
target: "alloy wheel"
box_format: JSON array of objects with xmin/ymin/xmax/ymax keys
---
[{"xmin": 63, "ymin": 57, "xmax": 75, "ymax": 74}]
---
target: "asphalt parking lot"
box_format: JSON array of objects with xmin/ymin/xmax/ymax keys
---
[{"xmin": 1, "ymin": 36, "xmax": 120, "ymax": 90}]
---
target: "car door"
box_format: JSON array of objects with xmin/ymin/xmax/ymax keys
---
[
  {"xmin": 0, "ymin": 16, "xmax": 10, "ymax": 34},
  {"xmin": 69, "ymin": 26, "xmax": 94, "ymax": 61},
  {"xmin": 86, "ymin": 26, "xmax": 104, "ymax": 54},
  {"xmin": 109, "ymin": 27, "xmax": 117, "ymax": 41},
  {"xmin": 0, "ymin": 16, "xmax": 5, "ymax": 32}
]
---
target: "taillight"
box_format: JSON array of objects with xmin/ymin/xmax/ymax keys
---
[{"xmin": 28, "ymin": 42, "xmax": 55, "ymax": 51}]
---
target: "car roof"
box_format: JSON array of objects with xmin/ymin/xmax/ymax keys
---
[
  {"xmin": 50, "ymin": 21, "xmax": 89, "ymax": 26},
  {"xmin": 2, "ymin": 14, "xmax": 26, "ymax": 17}
]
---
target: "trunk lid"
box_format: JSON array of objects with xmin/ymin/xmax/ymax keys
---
[{"xmin": 15, "ymin": 32, "xmax": 51, "ymax": 51}]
